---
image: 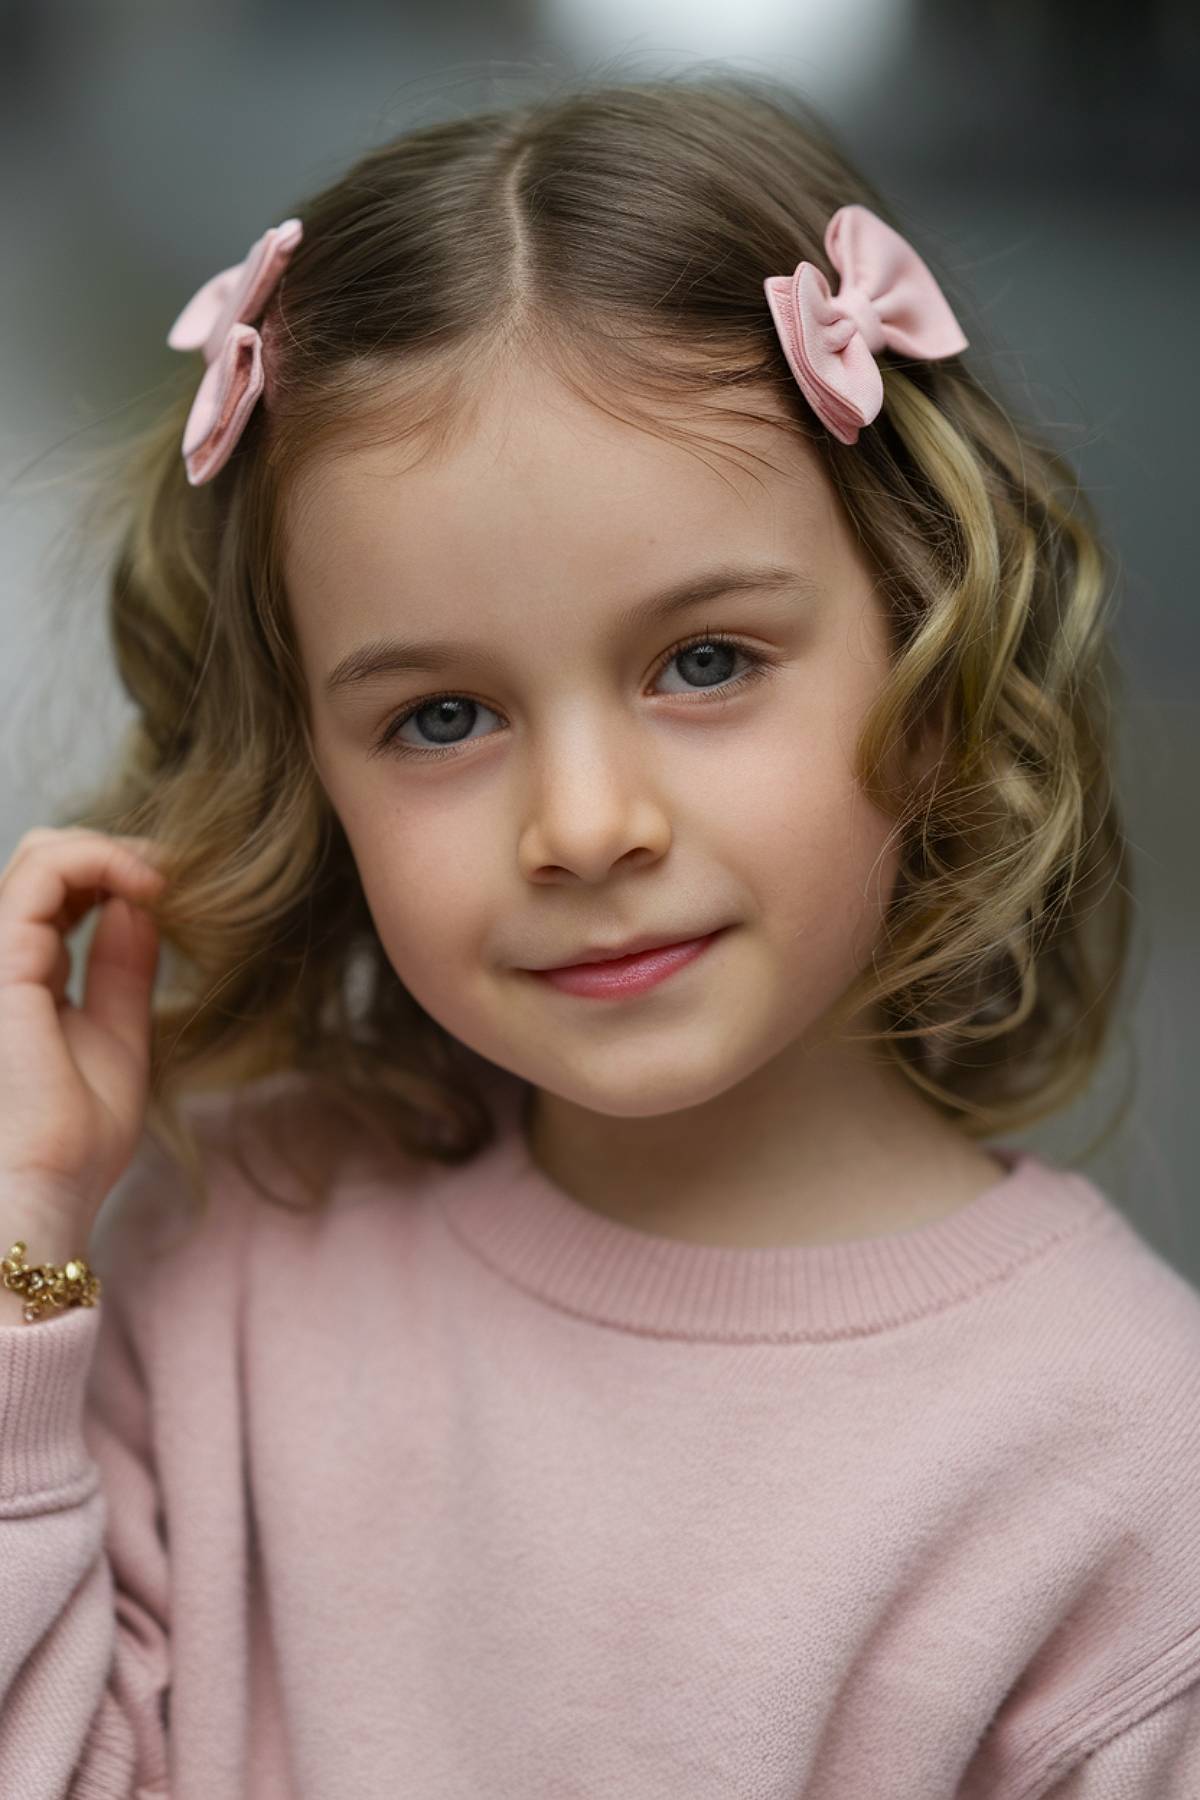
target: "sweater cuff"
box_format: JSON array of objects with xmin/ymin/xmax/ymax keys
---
[{"xmin": 0, "ymin": 1303, "xmax": 102, "ymax": 1509}]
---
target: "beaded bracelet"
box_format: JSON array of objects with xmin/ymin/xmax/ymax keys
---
[{"xmin": 2, "ymin": 1241, "xmax": 102, "ymax": 1324}]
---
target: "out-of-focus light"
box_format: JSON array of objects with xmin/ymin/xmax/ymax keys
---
[{"xmin": 540, "ymin": 0, "xmax": 913, "ymax": 104}]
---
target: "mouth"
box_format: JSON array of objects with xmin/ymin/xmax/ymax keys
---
[
  {"xmin": 529, "ymin": 924, "xmax": 731, "ymax": 970},
  {"xmin": 525, "ymin": 927, "xmax": 730, "ymax": 999}
]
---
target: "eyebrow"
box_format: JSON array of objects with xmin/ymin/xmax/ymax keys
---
[{"xmin": 322, "ymin": 563, "xmax": 822, "ymax": 698}]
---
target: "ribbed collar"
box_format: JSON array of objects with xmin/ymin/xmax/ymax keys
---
[{"xmin": 431, "ymin": 1066, "xmax": 1111, "ymax": 1342}]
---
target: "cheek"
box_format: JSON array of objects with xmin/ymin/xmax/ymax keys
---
[
  {"xmin": 337, "ymin": 794, "xmax": 496, "ymax": 994},
  {"xmin": 733, "ymin": 735, "xmax": 902, "ymax": 973}
]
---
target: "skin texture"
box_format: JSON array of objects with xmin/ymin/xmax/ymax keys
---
[{"xmin": 284, "ymin": 362, "xmax": 1005, "ymax": 1248}]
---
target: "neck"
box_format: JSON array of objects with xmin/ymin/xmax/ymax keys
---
[{"xmin": 520, "ymin": 1030, "xmax": 1003, "ymax": 1249}]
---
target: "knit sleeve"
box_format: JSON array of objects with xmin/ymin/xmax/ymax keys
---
[
  {"xmin": 1037, "ymin": 1682, "xmax": 1200, "ymax": 1798},
  {"xmin": 0, "ymin": 1172, "xmax": 173, "ymax": 1797}
]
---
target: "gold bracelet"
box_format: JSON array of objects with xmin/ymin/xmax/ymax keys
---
[{"xmin": 2, "ymin": 1241, "xmax": 102, "ymax": 1324}]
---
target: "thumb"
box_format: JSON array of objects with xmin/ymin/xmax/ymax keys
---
[{"xmin": 80, "ymin": 895, "xmax": 162, "ymax": 1061}]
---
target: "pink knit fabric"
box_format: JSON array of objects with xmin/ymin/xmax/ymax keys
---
[{"xmin": 2, "ymin": 1061, "xmax": 1199, "ymax": 1798}]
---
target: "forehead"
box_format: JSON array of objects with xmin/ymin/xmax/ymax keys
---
[
  {"xmin": 280, "ymin": 368, "xmax": 843, "ymax": 670},
  {"xmin": 291, "ymin": 368, "xmax": 825, "ymax": 549}
]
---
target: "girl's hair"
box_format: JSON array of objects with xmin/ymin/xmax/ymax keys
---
[{"xmin": 45, "ymin": 67, "xmax": 1137, "ymax": 1224}]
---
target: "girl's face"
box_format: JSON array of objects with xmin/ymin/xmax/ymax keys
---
[{"xmin": 285, "ymin": 365, "xmax": 920, "ymax": 1121}]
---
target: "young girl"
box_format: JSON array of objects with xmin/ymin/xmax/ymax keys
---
[{"xmin": 2, "ymin": 70, "xmax": 1197, "ymax": 1800}]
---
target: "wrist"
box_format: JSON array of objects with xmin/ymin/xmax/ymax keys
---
[
  {"xmin": 0, "ymin": 1199, "xmax": 99, "ymax": 1324},
  {"xmin": 0, "ymin": 1179, "xmax": 93, "ymax": 1262}
]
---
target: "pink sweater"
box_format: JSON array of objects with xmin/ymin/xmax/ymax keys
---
[{"xmin": 2, "ymin": 1060, "xmax": 1200, "ymax": 1799}]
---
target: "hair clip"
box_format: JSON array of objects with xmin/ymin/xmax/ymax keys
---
[
  {"xmin": 764, "ymin": 203, "xmax": 967, "ymax": 444},
  {"xmin": 167, "ymin": 217, "xmax": 303, "ymax": 485}
]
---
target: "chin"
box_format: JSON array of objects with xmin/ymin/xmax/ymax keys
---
[{"xmin": 516, "ymin": 1045, "xmax": 761, "ymax": 1121}]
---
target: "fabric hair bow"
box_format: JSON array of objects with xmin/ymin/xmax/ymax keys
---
[
  {"xmin": 167, "ymin": 217, "xmax": 303, "ymax": 485},
  {"xmin": 763, "ymin": 203, "xmax": 967, "ymax": 445}
]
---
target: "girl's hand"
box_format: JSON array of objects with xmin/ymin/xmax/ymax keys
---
[{"xmin": 0, "ymin": 826, "xmax": 169, "ymax": 1247}]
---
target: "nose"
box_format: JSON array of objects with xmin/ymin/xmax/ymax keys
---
[{"xmin": 516, "ymin": 726, "xmax": 673, "ymax": 883}]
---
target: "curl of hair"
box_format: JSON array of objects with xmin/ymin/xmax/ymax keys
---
[{"xmin": 46, "ymin": 68, "xmax": 1136, "ymax": 1229}]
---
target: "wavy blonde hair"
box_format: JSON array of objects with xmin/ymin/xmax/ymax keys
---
[{"xmin": 38, "ymin": 68, "xmax": 1137, "ymax": 1224}]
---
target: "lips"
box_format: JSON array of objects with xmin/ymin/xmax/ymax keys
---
[
  {"xmin": 528, "ymin": 928, "xmax": 727, "ymax": 999},
  {"xmin": 532, "ymin": 927, "xmax": 726, "ymax": 971}
]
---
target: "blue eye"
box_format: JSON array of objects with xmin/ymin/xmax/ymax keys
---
[{"xmin": 369, "ymin": 630, "xmax": 773, "ymax": 763}]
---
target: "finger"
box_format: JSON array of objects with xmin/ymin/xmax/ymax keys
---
[
  {"xmin": 80, "ymin": 896, "xmax": 161, "ymax": 1065},
  {"xmin": 0, "ymin": 840, "xmax": 166, "ymax": 989},
  {"xmin": 111, "ymin": 835, "xmax": 172, "ymax": 876},
  {"xmin": 48, "ymin": 937, "xmax": 72, "ymax": 1005},
  {"xmin": 4, "ymin": 828, "xmax": 169, "ymax": 889},
  {"xmin": 0, "ymin": 836, "xmax": 167, "ymax": 930}
]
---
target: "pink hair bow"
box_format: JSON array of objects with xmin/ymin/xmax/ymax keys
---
[
  {"xmin": 763, "ymin": 203, "xmax": 967, "ymax": 445},
  {"xmin": 166, "ymin": 217, "xmax": 303, "ymax": 485}
]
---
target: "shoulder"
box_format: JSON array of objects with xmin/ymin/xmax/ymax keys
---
[
  {"xmin": 977, "ymin": 1172, "xmax": 1200, "ymax": 1784},
  {"xmin": 1024, "ymin": 1167, "xmax": 1200, "ymax": 1489},
  {"xmin": 1057, "ymin": 1176, "xmax": 1200, "ymax": 1414}
]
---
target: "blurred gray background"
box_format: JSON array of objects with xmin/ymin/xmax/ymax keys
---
[{"xmin": 2, "ymin": 1, "xmax": 1196, "ymax": 1274}]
